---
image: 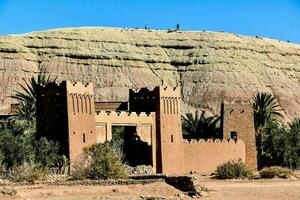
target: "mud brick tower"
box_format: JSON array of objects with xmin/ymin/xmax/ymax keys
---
[
  {"xmin": 129, "ymin": 86, "xmax": 184, "ymax": 174},
  {"xmin": 36, "ymin": 81, "xmax": 96, "ymax": 161},
  {"xmin": 221, "ymin": 101, "xmax": 257, "ymax": 169}
]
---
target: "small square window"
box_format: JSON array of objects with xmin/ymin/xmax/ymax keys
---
[
  {"xmin": 83, "ymin": 133, "xmax": 86, "ymax": 143},
  {"xmin": 230, "ymin": 131, "xmax": 238, "ymax": 140}
]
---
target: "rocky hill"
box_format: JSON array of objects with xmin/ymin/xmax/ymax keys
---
[{"xmin": 0, "ymin": 27, "xmax": 299, "ymax": 119}]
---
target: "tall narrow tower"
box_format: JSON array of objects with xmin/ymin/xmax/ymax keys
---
[
  {"xmin": 221, "ymin": 102, "xmax": 257, "ymax": 170},
  {"xmin": 36, "ymin": 81, "xmax": 96, "ymax": 162},
  {"xmin": 129, "ymin": 86, "xmax": 184, "ymax": 174}
]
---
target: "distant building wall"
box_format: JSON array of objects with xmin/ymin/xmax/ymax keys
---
[{"xmin": 221, "ymin": 102, "xmax": 257, "ymax": 170}]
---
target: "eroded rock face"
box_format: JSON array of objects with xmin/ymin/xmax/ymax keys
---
[{"xmin": 0, "ymin": 27, "xmax": 299, "ymax": 119}]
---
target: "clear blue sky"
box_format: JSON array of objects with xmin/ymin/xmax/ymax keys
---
[{"xmin": 0, "ymin": 0, "xmax": 300, "ymax": 43}]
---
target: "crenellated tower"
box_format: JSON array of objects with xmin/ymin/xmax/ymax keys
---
[
  {"xmin": 129, "ymin": 86, "xmax": 184, "ymax": 174},
  {"xmin": 36, "ymin": 81, "xmax": 96, "ymax": 162}
]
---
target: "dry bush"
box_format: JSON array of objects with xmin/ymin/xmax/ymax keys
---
[
  {"xmin": 259, "ymin": 166, "xmax": 293, "ymax": 179},
  {"xmin": 6, "ymin": 162, "xmax": 48, "ymax": 182},
  {"xmin": 215, "ymin": 160, "xmax": 253, "ymax": 179},
  {"xmin": 72, "ymin": 142, "xmax": 127, "ymax": 180},
  {"xmin": 71, "ymin": 153, "xmax": 91, "ymax": 180}
]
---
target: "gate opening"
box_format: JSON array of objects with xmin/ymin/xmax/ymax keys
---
[{"xmin": 112, "ymin": 125, "xmax": 151, "ymax": 166}]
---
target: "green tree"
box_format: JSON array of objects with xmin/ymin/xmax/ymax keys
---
[
  {"xmin": 182, "ymin": 110, "xmax": 220, "ymax": 139},
  {"xmin": 253, "ymin": 92, "xmax": 283, "ymax": 133},
  {"xmin": 252, "ymin": 92, "xmax": 291, "ymax": 169},
  {"xmin": 256, "ymin": 121, "xmax": 286, "ymax": 168},
  {"xmin": 284, "ymin": 118, "xmax": 300, "ymax": 169}
]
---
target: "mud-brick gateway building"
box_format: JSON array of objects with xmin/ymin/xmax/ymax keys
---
[{"xmin": 36, "ymin": 81, "xmax": 257, "ymax": 175}]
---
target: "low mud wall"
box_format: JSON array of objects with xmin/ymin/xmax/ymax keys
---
[
  {"xmin": 0, "ymin": 178, "xmax": 164, "ymax": 187},
  {"xmin": 183, "ymin": 139, "xmax": 246, "ymax": 173}
]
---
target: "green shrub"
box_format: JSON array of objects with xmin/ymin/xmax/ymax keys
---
[
  {"xmin": 72, "ymin": 142, "xmax": 127, "ymax": 180},
  {"xmin": 34, "ymin": 137, "xmax": 63, "ymax": 167},
  {"xmin": 0, "ymin": 128, "xmax": 35, "ymax": 168},
  {"xmin": 0, "ymin": 150, "xmax": 4, "ymax": 165},
  {"xmin": 259, "ymin": 166, "xmax": 293, "ymax": 179},
  {"xmin": 215, "ymin": 160, "xmax": 253, "ymax": 179}
]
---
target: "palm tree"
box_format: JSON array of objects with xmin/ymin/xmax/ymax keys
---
[
  {"xmin": 253, "ymin": 92, "xmax": 283, "ymax": 133},
  {"xmin": 11, "ymin": 72, "xmax": 56, "ymax": 127},
  {"xmin": 182, "ymin": 110, "xmax": 220, "ymax": 139}
]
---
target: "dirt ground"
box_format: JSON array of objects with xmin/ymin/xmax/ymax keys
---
[
  {"xmin": 1, "ymin": 178, "xmax": 300, "ymax": 200},
  {"xmin": 203, "ymin": 178, "xmax": 300, "ymax": 200}
]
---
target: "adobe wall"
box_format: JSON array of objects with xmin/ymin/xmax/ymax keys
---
[
  {"xmin": 222, "ymin": 102, "xmax": 257, "ymax": 170},
  {"xmin": 66, "ymin": 81, "xmax": 96, "ymax": 162},
  {"xmin": 183, "ymin": 139, "xmax": 245, "ymax": 173}
]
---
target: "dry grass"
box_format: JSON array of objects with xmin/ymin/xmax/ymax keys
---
[{"xmin": 259, "ymin": 166, "xmax": 293, "ymax": 179}]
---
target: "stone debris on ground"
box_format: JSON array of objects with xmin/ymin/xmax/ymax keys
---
[
  {"xmin": 45, "ymin": 174, "xmax": 70, "ymax": 182},
  {"xmin": 140, "ymin": 195, "xmax": 165, "ymax": 200},
  {"xmin": 125, "ymin": 165, "xmax": 154, "ymax": 176},
  {"xmin": 0, "ymin": 187, "xmax": 17, "ymax": 196}
]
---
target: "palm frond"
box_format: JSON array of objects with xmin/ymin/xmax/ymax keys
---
[
  {"xmin": 10, "ymin": 72, "xmax": 57, "ymax": 128},
  {"xmin": 182, "ymin": 110, "xmax": 220, "ymax": 139},
  {"xmin": 253, "ymin": 92, "xmax": 284, "ymax": 133}
]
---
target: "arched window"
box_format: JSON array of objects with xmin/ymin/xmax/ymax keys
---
[
  {"xmin": 169, "ymin": 99, "xmax": 172, "ymax": 114},
  {"xmin": 75, "ymin": 94, "xmax": 79, "ymax": 113},
  {"xmin": 71, "ymin": 94, "xmax": 75, "ymax": 113},
  {"xmin": 175, "ymin": 98, "xmax": 179, "ymax": 114},
  {"xmin": 84, "ymin": 95, "xmax": 87, "ymax": 113},
  {"xmin": 173, "ymin": 98, "xmax": 176, "ymax": 114},
  {"xmin": 166, "ymin": 98, "xmax": 169, "ymax": 114},
  {"xmin": 163, "ymin": 98, "xmax": 166, "ymax": 114},
  {"xmin": 79, "ymin": 95, "xmax": 83, "ymax": 113}
]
